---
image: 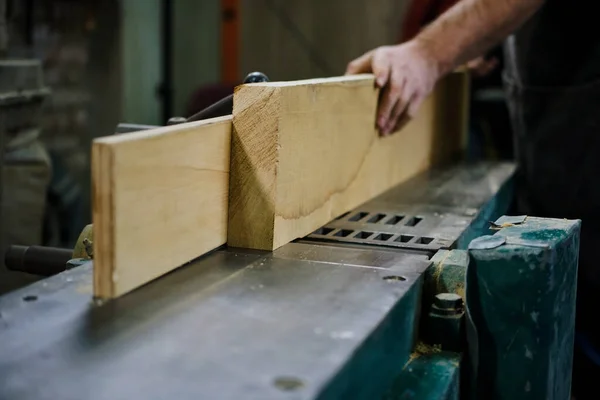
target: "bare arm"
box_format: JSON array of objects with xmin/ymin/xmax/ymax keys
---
[
  {"xmin": 417, "ymin": 0, "xmax": 545, "ymax": 75},
  {"xmin": 346, "ymin": 0, "xmax": 545, "ymax": 135}
]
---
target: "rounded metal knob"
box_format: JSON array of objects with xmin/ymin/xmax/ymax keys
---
[
  {"xmin": 167, "ymin": 116, "xmax": 187, "ymax": 125},
  {"xmin": 243, "ymin": 71, "xmax": 269, "ymax": 84}
]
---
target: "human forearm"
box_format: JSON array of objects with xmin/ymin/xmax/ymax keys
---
[
  {"xmin": 344, "ymin": 0, "xmax": 545, "ymax": 135},
  {"xmin": 415, "ymin": 0, "xmax": 545, "ymax": 75}
]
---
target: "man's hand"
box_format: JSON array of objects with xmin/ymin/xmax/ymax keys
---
[
  {"xmin": 345, "ymin": 41, "xmax": 443, "ymax": 136},
  {"xmin": 345, "ymin": 0, "xmax": 544, "ymax": 136}
]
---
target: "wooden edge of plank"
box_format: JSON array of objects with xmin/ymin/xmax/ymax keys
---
[
  {"xmin": 92, "ymin": 141, "xmax": 116, "ymax": 298},
  {"xmin": 95, "ymin": 115, "xmax": 233, "ymax": 145},
  {"xmin": 244, "ymin": 73, "xmax": 375, "ymax": 88}
]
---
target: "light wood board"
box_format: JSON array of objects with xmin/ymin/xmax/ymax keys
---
[
  {"xmin": 92, "ymin": 116, "xmax": 231, "ymax": 299},
  {"xmin": 228, "ymin": 72, "xmax": 469, "ymax": 250}
]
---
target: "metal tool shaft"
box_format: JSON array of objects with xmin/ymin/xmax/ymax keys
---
[
  {"xmin": 183, "ymin": 94, "xmax": 233, "ymax": 123},
  {"xmin": 167, "ymin": 71, "xmax": 269, "ymax": 125},
  {"xmin": 5, "ymin": 245, "xmax": 72, "ymax": 276}
]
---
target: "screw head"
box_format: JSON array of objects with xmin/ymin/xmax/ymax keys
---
[
  {"xmin": 243, "ymin": 71, "xmax": 269, "ymax": 83},
  {"xmin": 434, "ymin": 293, "xmax": 462, "ymax": 309}
]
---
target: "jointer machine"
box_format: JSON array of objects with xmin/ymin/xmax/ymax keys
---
[{"xmin": 0, "ymin": 73, "xmax": 580, "ymax": 400}]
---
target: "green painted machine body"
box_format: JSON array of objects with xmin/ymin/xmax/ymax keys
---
[
  {"xmin": 385, "ymin": 352, "xmax": 461, "ymax": 400},
  {"xmin": 466, "ymin": 216, "xmax": 581, "ymax": 399},
  {"xmin": 388, "ymin": 216, "xmax": 581, "ymax": 400}
]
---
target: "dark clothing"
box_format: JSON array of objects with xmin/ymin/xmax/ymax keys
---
[
  {"xmin": 503, "ymin": 1, "xmax": 600, "ymax": 397},
  {"xmin": 504, "ymin": 2, "xmax": 600, "ymax": 294},
  {"xmin": 401, "ymin": 0, "xmax": 458, "ymax": 41},
  {"xmin": 504, "ymin": 1, "xmax": 600, "ymax": 87}
]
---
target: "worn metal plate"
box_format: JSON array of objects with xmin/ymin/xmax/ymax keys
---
[
  {"xmin": 0, "ymin": 243, "xmax": 430, "ymax": 400},
  {"xmin": 307, "ymin": 162, "xmax": 515, "ymax": 252}
]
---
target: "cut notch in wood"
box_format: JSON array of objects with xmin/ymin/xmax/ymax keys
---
[{"xmin": 227, "ymin": 71, "xmax": 469, "ymax": 250}]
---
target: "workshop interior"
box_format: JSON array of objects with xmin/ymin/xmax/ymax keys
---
[{"xmin": 0, "ymin": 1, "xmax": 582, "ymax": 399}]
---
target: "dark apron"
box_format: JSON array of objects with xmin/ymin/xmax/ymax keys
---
[
  {"xmin": 503, "ymin": 66, "xmax": 600, "ymax": 325},
  {"xmin": 503, "ymin": 1, "xmax": 600, "ymax": 393}
]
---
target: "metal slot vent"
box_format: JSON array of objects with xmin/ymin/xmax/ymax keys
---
[
  {"xmin": 395, "ymin": 234, "xmax": 414, "ymax": 243},
  {"xmin": 385, "ymin": 216, "xmax": 404, "ymax": 225},
  {"xmin": 334, "ymin": 211, "xmax": 425, "ymax": 228},
  {"xmin": 348, "ymin": 212, "xmax": 369, "ymax": 222},
  {"xmin": 367, "ymin": 214, "xmax": 387, "ymax": 223},
  {"xmin": 404, "ymin": 216, "xmax": 423, "ymax": 227},
  {"xmin": 306, "ymin": 208, "xmax": 449, "ymax": 251},
  {"xmin": 334, "ymin": 229, "xmax": 353, "ymax": 237},
  {"xmin": 354, "ymin": 231, "xmax": 374, "ymax": 239},
  {"xmin": 373, "ymin": 233, "xmax": 393, "ymax": 241}
]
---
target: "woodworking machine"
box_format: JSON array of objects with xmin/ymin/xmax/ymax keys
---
[
  {"xmin": 0, "ymin": 74, "xmax": 580, "ymax": 399},
  {"xmin": 0, "ymin": 161, "xmax": 579, "ymax": 399}
]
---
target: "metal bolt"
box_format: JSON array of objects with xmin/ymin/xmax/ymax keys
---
[
  {"xmin": 167, "ymin": 116, "xmax": 187, "ymax": 125},
  {"xmin": 434, "ymin": 293, "xmax": 462, "ymax": 310}
]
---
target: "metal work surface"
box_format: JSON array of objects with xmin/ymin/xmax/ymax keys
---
[
  {"xmin": 0, "ymin": 161, "xmax": 516, "ymax": 399},
  {"xmin": 0, "ymin": 243, "xmax": 430, "ymax": 400},
  {"xmin": 307, "ymin": 162, "xmax": 515, "ymax": 252}
]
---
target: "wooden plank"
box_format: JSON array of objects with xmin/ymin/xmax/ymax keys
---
[
  {"xmin": 228, "ymin": 71, "xmax": 469, "ymax": 250},
  {"xmin": 92, "ymin": 116, "xmax": 231, "ymax": 299}
]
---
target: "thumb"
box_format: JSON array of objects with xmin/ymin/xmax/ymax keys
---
[{"xmin": 345, "ymin": 50, "xmax": 374, "ymax": 75}]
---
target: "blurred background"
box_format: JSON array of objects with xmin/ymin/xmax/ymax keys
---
[{"xmin": 0, "ymin": 0, "xmax": 513, "ymax": 294}]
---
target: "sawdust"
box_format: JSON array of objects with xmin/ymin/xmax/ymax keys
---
[
  {"xmin": 490, "ymin": 216, "xmax": 529, "ymax": 230},
  {"xmin": 407, "ymin": 342, "xmax": 460, "ymax": 367},
  {"xmin": 415, "ymin": 341, "xmax": 442, "ymax": 355},
  {"xmin": 454, "ymin": 283, "xmax": 466, "ymax": 300},
  {"xmin": 430, "ymin": 251, "xmax": 451, "ymax": 294},
  {"xmin": 431, "ymin": 251, "xmax": 465, "ymax": 299},
  {"xmin": 407, "ymin": 341, "xmax": 443, "ymax": 363}
]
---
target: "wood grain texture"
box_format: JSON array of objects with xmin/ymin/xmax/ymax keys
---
[
  {"xmin": 228, "ymin": 72, "xmax": 469, "ymax": 250},
  {"xmin": 92, "ymin": 116, "xmax": 231, "ymax": 299}
]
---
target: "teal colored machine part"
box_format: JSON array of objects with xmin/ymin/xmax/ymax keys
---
[
  {"xmin": 466, "ymin": 216, "xmax": 581, "ymax": 400},
  {"xmin": 384, "ymin": 352, "xmax": 461, "ymax": 400},
  {"xmin": 426, "ymin": 250, "xmax": 469, "ymax": 302}
]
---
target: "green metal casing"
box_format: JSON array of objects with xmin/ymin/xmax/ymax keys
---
[
  {"xmin": 384, "ymin": 352, "xmax": 461, "ymax": 400},
  {"xmin": 467, "ymin": 216, "xmax": 580, "ymax": 399}
]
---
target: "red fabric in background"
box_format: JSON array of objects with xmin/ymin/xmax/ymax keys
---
[{"xmin": 401, "ymin": 0, "xmax": 459, "ymax": 42}]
